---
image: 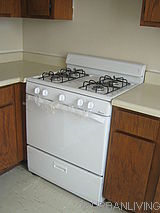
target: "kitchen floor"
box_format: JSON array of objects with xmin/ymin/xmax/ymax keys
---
[{"xmin": 0, "ymin": 164, "xmax": 122, "ymax": 213}]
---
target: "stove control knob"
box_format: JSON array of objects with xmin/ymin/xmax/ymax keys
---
[
  {"xmin": 34, "ymin": 87, "xmax": 40, "ymax": 95},
  {"xmin": 42, "ymin": 89, "xmax": 48, "ymax": 96},
  {"xmin": 87, "ymin": 102, "xmax": 94, "ymax": 110},
  {"xmin": 59, "ymin": 94, "xmax": 66, "ymax": 102},
  {"xmin": 77, "ymin": 99, "xmax": 84, "ymax": 107}
]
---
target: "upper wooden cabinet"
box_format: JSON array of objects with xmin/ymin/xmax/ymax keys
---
[
  {"xmin": 141, "ymin": 0, "xmax": 160, "ymax": 27},
  {"xmin": 0, "ymin": 0, "xmax": 73, "ymax": 20},
  {"xmin": 27, "ymin": 0, "xmax": 73, "ymax": 20},
  {"xmin": 0, "ymin": 0, "xmax": 22, "ymax": 17},
  {"xmin": 27, "ymin": 0, "xmax": 52, "ymax": 18}
]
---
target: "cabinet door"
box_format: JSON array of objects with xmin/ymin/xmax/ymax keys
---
[
  {"xmin": 14, "ymin": 83, "xmax": 25, "ymax": 162},
  {"xmin": 152, "ymin": 177, "xmax": 160, "ymax": 212},
  {"xmin": 103, "ymin": 132, "xmax": 155, "ymax": 211},
  {"xmin": 0, "ymin": 0, "xmax": 21, "ymax": 17},
  {"xmin": 0, "ymin": 0, "xmax": 13, "ymax": 17},
  {"xmin": 27, "ymin": 0, "xmax": 72, "ymax": 19},
  {"xmin": 141, "ymin": 0, "xmax": 160, "ymax": 27},
  {"xmin": 27, "ymin": 0, "xmax": 52, "ymax": 18},
  {"xmin": 21, "ymin": 83, "xmax": 27, "ymax": 161},
  {"xmin": 150, "ymin": 0, "xmax": 160, "ymax": 22},
  {"xmin": 0, "ymin": 104, "xmax": 17, "ymax": 172},
  {"xmin": 54, "ymin": 0, "xmax": 73, "ymax": 20}
]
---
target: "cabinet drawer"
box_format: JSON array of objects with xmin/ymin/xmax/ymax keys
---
[
  {"xmin": 113, "ymin": 107, "xmax": 159, "ymax": 141},
  {"xmin": 0, "ymin": 85, "xmax": 14, "ymax": 107}
]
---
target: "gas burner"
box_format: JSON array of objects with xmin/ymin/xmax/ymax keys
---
[
  {"xmin": 92, "ymin": 85, "xmax": 104, "ymax": 92},
  {"xmin": 99, "ymin": 76, "xmax": 129, "ymax": 87},
  {"xmin": 39, "ymin": 68, "xmax": 89, "ymax": 83},
  {"xmin": 99, "ymin": 75, "xmax": 112, "ymax": 82},
  {"xmin": 79, "ymin": 80, "xmax": 98, "ymax": 91},
  {"xmin": 79, "ymin": 75, "xmax": 130, "ymax": 94},
  {"xmin": 41, "ymin": 71, "xmax": 54, "ymax": 80}
]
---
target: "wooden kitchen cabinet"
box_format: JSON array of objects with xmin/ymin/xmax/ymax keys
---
[
  {"xmin": 0, "ymin": 0, "xmax": 22, "ymax": 17},
  {"xmin": 0, "ymin": 85, "xmax": 17, "ymax": 172},
  {"xmin": 27, "ymin": 0, "xmax": 73, "ymax": 20},
  {"xmin": 53, "ymin": 0, "xmax": 73, "ymax": 20},
  {"xmin": 0, "ymin": 0, "xmax": 73, "ymax": 20},
  {"xmin": 21, "ymin": 83, "xmax": 27, "ymax": 161},
  {"xmin": 103, "ymin": 106, "xmax": 160, "ymax": 212},
  {"xmin": 27, "ymin": 0, "xmax": 52, "ymax": 18},
  {"xmin": 14, "ymin": 83, "xmax": 26, "ymax": 162},
  {"xmin": 0, "ymin": 83, "xmax": 25, "ymax": 174},
  {"xmin": 141, "ymin": 0, "xmax": 160, "ymax": 27},
  {"xmin": 152, "ymin": 177, "xmax": 160, "ymax": 212}
]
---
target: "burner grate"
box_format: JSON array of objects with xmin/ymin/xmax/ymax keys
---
[
  {"xmin": 39, "ymin": 68, "xmax": 89, "ymax": 83},
  {"xmin": 79, "ymin": 75, "xmax": 130, "ymax": 94}
]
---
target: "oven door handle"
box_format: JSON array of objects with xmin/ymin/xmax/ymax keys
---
[
  {"xmin": 26, "ymin": 95, "xmax": 106, "ymax": 124},
  {"xmin": 54, "ymin": 103, "xmax": 106, "ymax": 124}
]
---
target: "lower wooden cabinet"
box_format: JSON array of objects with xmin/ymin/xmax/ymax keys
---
[
  {"xmin": 152, "ymin": 177, "xmax": 160, "ymax": 212},
  {"xmin": 0, "ymin": 83, "xmax": 25, "ymax": 173},
  {"xmin": 103, "ymin": 107, "xmax": 160, "ymax": 212},
  {"xmin": 21, "ymin": 83, "xmax": 27, "ymax": 161},
  {"xmin": 0, "ymin": 104, "xmax": 18, "ymax": 171},
  {"xmin": 104, "ymin": 131, "xmax": 155, "ymax": 210}
]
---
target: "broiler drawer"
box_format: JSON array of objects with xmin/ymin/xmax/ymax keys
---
[
  {"xmin": 27, "ymin": 146, "xmax": 104, "ymax": 205},
  {"xmin": 113, "ymin": 107, "xmax": 159, "ymax": 141}
]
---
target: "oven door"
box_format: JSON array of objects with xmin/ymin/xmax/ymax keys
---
[{"xmin": 26, "ymin": 95, "xmax": 111, "ymax": 176}]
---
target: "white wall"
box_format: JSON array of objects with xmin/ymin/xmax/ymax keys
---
[
  {"xmin": 0, "ymin": 0, "xmax": 160, "ymax": 72},
  {"xmin": 23, "ymin": 0, "xmax": 160, "ymax": 72},
  {"xmin": 0, "ymin": 18, "xmax": 23, "ymax": 62}
]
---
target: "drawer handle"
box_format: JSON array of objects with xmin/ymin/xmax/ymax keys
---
[{"xmin": 53, "ymin": 162, "xmax": 67, "ymax": 173}]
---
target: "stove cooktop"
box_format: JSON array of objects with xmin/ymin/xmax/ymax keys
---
[
  {"xmin": 37, "ymin": 68, "xmax": 131, "ymax": 96},
  {"xmin": 27, "ymin": 53, "xmax": 146, "ymax": 101}
]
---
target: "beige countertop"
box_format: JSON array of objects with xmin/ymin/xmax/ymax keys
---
[
  {"xmin": 0, "ymin": 60, "xmax": 60, "ymax": 87},
  {"xmin": 112, "ymin": 83, "xmax": 160, "ymax": 118}
]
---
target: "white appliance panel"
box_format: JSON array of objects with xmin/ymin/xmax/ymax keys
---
[
  {"xmin": 66, "ymin": 53, "xmax": 146, "ymax": 83},
  {"xmin": 27, "ymin": 95, "xmax": 111, "ymax": 176},
  {"xmin": 27, "ymin": 146, "xmax": 104, "ymax": 205},
  {"xmin": 26, "ymin": 82, "xmax": 112, "ymax": 115}
]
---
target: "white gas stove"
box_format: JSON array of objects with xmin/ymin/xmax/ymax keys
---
[{"xmin": 26, "ymin": 53, "xmax": 146, "ymax": 205}]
